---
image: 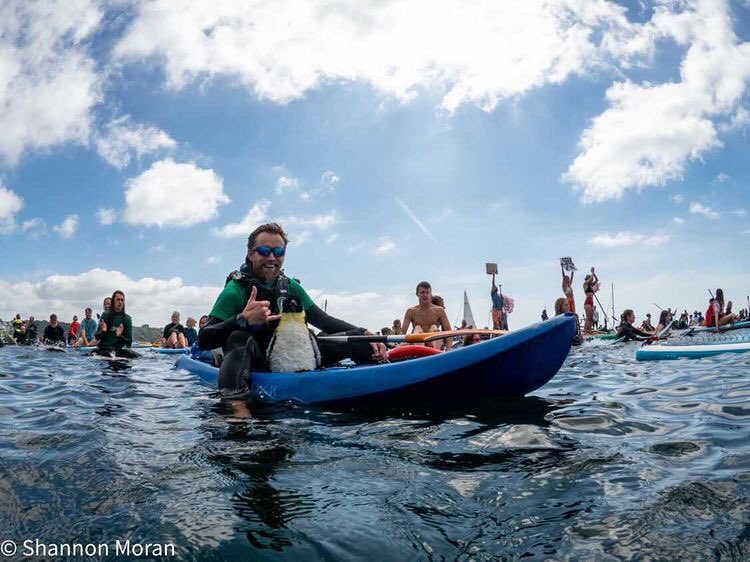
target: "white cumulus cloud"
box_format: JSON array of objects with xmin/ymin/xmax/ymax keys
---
[
  {"xmin": 689, "ymin": 202, "xmax": 720, "ymax": 219},
  {"xmin": 212, "ymin": 201, "xmax": 336, "ymax": 243},
  {"xmin": 283, "ymin": 211, "xmax": 337, "ymax": 230},
  {"xmin": 0, "ymin": 0, "xmax": 101, "ymax": 166},
  {"xmin": 95, "ymin": 116, "xmax": 176, "ymax": 169},
  {"xmin": 428, "ymin": 208, "xmax": 454, "ymax": 223},
  {"xmin": 714, "ymin": 172, "xmax": 730, "ymax": 184},
  {"xmin": 305, "ymin": 288, "xmax": 410, "ymax": 331},
  {"xmin": 97, "ymin": 207, "xmax": 117, "ymax": 225},
  {"xmin": 564, "ymin": 0, "xmax": 750, "ymax": 202},
  {"xmin": 21, "ymin": 217, "xmax": 46, "ymax": 238},
  {"xmin": 113, "ymin": 0, "xmax": 639, "ymax": 112},
  {"xmin": 0, "ymin": 268, "xmax": 221, "ymax": 327},
  {"xmin": 124, "ymin": 159, "xmax": 230, "ymax": 228},
  {"xmin": 275, "ymin": 176, "xmax": 301, "ymax": 196},
  {"xmin": 0, "ymin": 185, "xmax": 23, "ymax": 233},
  {"xmin": 211, "ymin": 199, "xmax": 271, "ymax": 239},
  {"xmin": 53, "ymin": 215, "xmax": 79, "ymax": 239},
  {"xmin": 275, "ymin": 171, "xmax": 339, "ymax": 200},
  {"xmin": 374, "ymin": 237, "xmax": 396, "ymax": 255},
  {"xmin": 320, "ymin": 171, "xmax": 339, "ymax": 192},
  {"xmin": 589, "ymin": 231, "xmax": 670, "ymax": 247}
]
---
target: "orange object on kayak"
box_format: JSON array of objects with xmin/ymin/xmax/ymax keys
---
[{"xmin": 387, "ymin": 345, "xmax": 442, "ymax": 362}]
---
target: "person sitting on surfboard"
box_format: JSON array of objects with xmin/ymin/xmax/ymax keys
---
[
  {"xmin": 705, "ymin": 288, "xmax": 738, "ymax": 328},
  {"xmin": 198, "ymin": 222, "xmax": 387, "ymax": 393},
  {"xmin": 67, "ymin": 315, "xmax": 80, "ymax": 346},
  {"xmin": 94, "ymin": 290, "xmax": 139, "ymax": 359},
  {"xmin": 183, "ymin": 317, "xmax": 198, "ymax": 347},
  {"xmin": 400, "ymin": 281, "xmax": 453, "ymax": 350},
  {"xmin": 162, "ymin": 311, "xmax": 188, "ymax": 348},
  {"xmin": 77, "ymin": 308, "xmax": 98, "ymax": 347},
  {"xmin": 654, "ymin": 310, "xmax": 672, "ymax": 337},
  {"xmin": 189, "ymin": 315, "xmax": 218, "ymax": 365},
  {"xmin": 616, "ymin": 310, "xmax": 654, "ymax": 342},
  {"xmin": 42, "ymin": 314, "xmax": 65, "ymax": 346}
]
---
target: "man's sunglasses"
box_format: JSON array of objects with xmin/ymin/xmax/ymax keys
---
[{"xmin": 253, "ymin": 246, "xmax": 286, "ymax": 258}]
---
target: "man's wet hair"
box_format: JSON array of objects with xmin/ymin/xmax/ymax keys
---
[
  {"xmin": 247, "ymin": 223, "xmax": 288, "ymax": 250},
  {"xmin": 415, "ymin": 281, "xmax": 432, "ymax": 294}
]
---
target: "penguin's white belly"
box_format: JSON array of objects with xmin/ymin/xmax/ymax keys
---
[{"xmin": 268, "ymin": 313, "xmax": 321, "ymax": 372}]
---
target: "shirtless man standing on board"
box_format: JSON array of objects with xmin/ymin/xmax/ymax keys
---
[{"xmin": 400, "ymin": 281, "xmax": 453, "ymax": 350}]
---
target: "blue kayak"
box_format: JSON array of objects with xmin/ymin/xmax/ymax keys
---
[{"xmin": 174, "ymin": 313, "xmax": 576, "ymax": 405}]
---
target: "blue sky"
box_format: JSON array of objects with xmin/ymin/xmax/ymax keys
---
[{"xmin": 1, "ymin": 0, "xmax": 749, "ymax": 331}]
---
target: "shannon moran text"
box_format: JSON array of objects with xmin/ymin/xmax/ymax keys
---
[{"xmin": 22, "ymin": 539, "xmax": 176, "ymax": 557}]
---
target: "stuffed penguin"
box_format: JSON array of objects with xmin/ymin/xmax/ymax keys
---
[{"xmin": 267, "ymin": 311, "xmax": 321, "ymax": 372}]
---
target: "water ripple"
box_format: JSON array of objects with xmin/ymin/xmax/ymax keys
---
[{"xmin": 1, "ymin": 340, "xmax": 749, "ymax": 560}]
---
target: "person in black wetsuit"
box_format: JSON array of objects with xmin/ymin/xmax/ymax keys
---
[
  {"xmin": 42, "ymin": 314, "xmax": 66, "ymax": 346},
  {"xmin": 199, "ymin": 222, "xmax": 387, "ymax": 394},
  {"xmin": 162, "ymin": 311, "xmax": 187, "ymax": 348},
  {"xmin": 616, "ymin": 309, "xmax": 654, "ymax": 342},
  {"xmin": 26, "ymin": 316, "xmax": 38, "ymax": 344}
]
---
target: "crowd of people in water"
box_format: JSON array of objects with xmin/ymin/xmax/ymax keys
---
[
  {"xmin": 2, "ymin": 223, "xmax": 747, "ymax": 386},
  {"xmin": 6, "ymin": 300, "xmax": 215, "ymax": 357},
  {"xmin": 549, "ymin": 270, "xmax": 747, "ymax": 342}
]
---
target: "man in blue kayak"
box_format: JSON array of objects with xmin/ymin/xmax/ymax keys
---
[{"xmin": 198, "ymin": 222, "xmax": 387, "ymax": 394}]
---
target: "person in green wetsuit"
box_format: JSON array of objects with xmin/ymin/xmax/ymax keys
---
[
  {"xmin": 199, "ymin": 222, "xmax": 387, "ymax": 393},
  {"xmin": 93, "ymin": 290, "xmax": 139, "ymax": 358}
]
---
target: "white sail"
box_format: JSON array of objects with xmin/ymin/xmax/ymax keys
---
[{"xmin": 462, "ymin": 290, "xmax": 477, "ymax": 328}]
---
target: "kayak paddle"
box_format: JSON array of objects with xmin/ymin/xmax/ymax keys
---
[{"xmin": 317, "ymin": 329, "xmax": 507, "ymax": 344}]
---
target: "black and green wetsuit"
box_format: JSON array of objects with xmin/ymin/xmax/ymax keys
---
[
  {"xmin": 199, "ymin": 265, "xmax": 369, "ymax": 391},
  {"xmin": 95, "ymin": 311, "xmax": 138, "ymax": 358}
]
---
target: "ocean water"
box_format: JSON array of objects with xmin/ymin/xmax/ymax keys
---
[{"xmin": 0, "ymin": 340, "xmax": 748, "ymax": 561}]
